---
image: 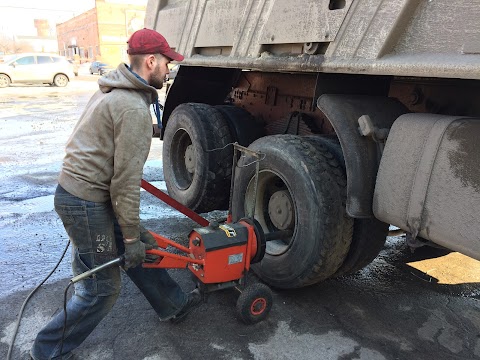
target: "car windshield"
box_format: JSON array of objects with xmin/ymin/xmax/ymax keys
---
[
  {"xmin": 1, "ymin": 55, "xmax": 21, "ymax": 64},
  {"xmin": 1, "ymin": 55, "xmax": 17, "ymax": 63}
]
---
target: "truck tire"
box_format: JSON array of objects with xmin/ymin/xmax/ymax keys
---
[
  {"xmin": 163, "ymin": 103, "xmax": 233, "ymax": 213},
  {"xmin": 231, "ymin": 135, "xmax": 352, "ymax": 288},
  {"xmin": 215, "ymin": 105, "xmax": 264, "ymax": 147},
  {"xmin": 334, "ymin": 217, "xmax": 389, "ymax": 276},
  {"xmin": 302, "ymin": 136, "xmax": 389, "ymax": 277}
]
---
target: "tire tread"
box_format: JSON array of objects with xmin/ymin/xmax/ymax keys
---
[{"xmin": 303, "ymin": 135, "xmax": 389, "ymax": 277}]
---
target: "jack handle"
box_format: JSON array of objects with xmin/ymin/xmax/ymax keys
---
[{"xmin": 70, "ymin": 256, "xmax": 124, "ymax": 283}]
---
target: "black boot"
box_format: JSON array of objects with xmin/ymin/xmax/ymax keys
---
[{"xmin": 170, "ymin": 288, "xmax": 203, "ymax": 324}]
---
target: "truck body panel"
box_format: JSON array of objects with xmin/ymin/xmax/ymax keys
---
[{"xmin": 147, "ymin": 0, "xmax": 480, "ymax": 79}]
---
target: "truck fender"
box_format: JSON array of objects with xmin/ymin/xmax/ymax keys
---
[
  {"xmin": 161, "ymin": 66, "xmax": 240, "ymax": 138},
  {"xmin": 317, "ymin": 94, "xmax": 408, "ymax": 217}
]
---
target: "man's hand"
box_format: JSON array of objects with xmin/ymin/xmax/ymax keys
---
[
  {"xmin": 123, "ymin": 238, "xmax": 152, "ymax": 270},
  {"xmin": 139, "ymin": 226, "xmax": 160, "ymax": 263},
  {"xmin": 139, "ymin": 226, "xmax": 158, "ymax": 247}
]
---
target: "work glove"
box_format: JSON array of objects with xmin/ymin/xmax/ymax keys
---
[
  {"xmin": 139, "ymin": 225, "xmax": 158, "ymax": 247},
  {"xmin": 123, "ymin": 238, "xmax": 153, "ymax": 270},
  {"xmin": 139, "ymin": 225, "xmax": 160, "ymax": 263}
]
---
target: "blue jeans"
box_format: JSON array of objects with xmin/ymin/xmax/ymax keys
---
[{"xmin": 30, "ymin": 185, "xmax": 187, "ymax": 360}]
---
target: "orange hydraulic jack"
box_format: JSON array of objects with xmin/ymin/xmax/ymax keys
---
[
  {"xmin": 143, "ymin": 218, "xmax": 271, "ymax": 324},
  {"xmin": 140, "ymin": 144, "xmax": 286, "ymax": 324}
]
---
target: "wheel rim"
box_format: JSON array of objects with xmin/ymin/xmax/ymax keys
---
[
  {"xmin": 0, "ymin": 75, "xmax": 9, "ymax": 87},
  {"xmin": 55, "ymin": 75, "xmax": 68, "ymax": 87},
  {"xmin": 250, "ymin": 297, "xmax": 267, "ymax": 315},
  {"xmin": 184, "ymin": 144, "xmax": 196, "ymax": 174},
  {"xmin": 245, "ymin": 170, "xmax": 295, "ymax": 256},
  {"xmin": 268, "ymin": 190, "xmax": 294, "ymax": 230},
  {"xmin": 171, "ymin": 128, "xmax": 195, "ymax": 190}
]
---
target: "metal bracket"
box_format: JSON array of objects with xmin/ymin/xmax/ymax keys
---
[{"xmin": 228, "ymin": 143, "xmax": 264, "ymax": 221}]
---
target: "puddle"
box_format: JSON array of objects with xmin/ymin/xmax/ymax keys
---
[{"xmin": 0, "ymin": 195, "xmax": 55, "ymax": 216}]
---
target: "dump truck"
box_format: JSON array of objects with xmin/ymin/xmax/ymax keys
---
[{"xmin": 145, "ymin": 0, "xmax": 480, "ymax": 289}]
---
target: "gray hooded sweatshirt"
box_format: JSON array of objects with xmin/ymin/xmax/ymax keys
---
[{"xmin": 58, "ymin": 63, "xmax": 157, "ymax": 240}]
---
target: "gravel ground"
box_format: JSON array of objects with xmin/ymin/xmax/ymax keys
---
[{"xmin": 0, "ymin": 77, "xmax": 479, "ymax": 360}]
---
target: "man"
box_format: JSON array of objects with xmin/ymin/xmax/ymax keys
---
[{"xmin": 30, "ymin": 28, "xmax": 202, "ymax": 360}]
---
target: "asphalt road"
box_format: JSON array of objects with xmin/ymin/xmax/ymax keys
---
[{"xmin": 0, "ymin": 76, "xmax": 479, "ymax": 360}]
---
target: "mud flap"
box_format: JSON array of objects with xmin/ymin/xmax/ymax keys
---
[{"xmin": 317, "ymin": 94, "xmax": 408, "ymax": 217}]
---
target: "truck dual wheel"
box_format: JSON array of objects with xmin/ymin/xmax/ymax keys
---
[
  {"xmin": 53, "ymin": 74, "xmax": 69, "ymax": 87},
  {"xmin": 231, "ymin": 135, "xmax": 353, "ymax": 289},
  {"xmin": 302, "ymin": 136, "xmax": 389, "ymax": 277},
  {"xmin": 334, "ymin": 218, "xmax": 389, "ymax": 276},
  {"xmin": 163, "ymin": 103, "xmax": 233, "ymax": 213},
  {"xmin": 236, "ymin": 283, "xmax": 273, "ymax": 324},
  {"xmin": 215, "ymin": 105, "xmax": 265, "ymax": 147}
]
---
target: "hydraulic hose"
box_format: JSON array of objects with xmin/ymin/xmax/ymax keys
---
[{"xmin": 7, "ymin": 240, "xmax": 71, "ymax": 360}]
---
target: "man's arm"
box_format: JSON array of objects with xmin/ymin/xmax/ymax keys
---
[{"xmin": 110, "ymin": 107, "xmax": 152, "ymax": 240}]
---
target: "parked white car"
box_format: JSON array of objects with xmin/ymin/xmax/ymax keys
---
[
  {"xmin": 0, "ymin": 53, "xmax": 75, "ymax": 87},
  {"xmin": 166, "ymin": 64, "xmax": 180, "ymax": 81}
]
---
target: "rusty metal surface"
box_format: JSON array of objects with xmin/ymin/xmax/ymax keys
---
[
  {"xmin": 230, "ymin": 71, "xmax": 334, "ymax": 136},
  {"xmin": 147, "ymin": 0, "xmax": 480, "ymax": 80},
  {"xmin": 389, "ymin": 78, "xmax": 480, "ymax": 117}
]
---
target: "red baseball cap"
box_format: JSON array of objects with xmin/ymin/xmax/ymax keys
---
[{"xmin": 127, "ymin": 28, "xmax": 184, "ymax": 61}]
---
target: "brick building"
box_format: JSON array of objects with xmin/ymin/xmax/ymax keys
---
[{"xmin": 56, "ymin": 0, "xmax": 146, "ymax": 67}]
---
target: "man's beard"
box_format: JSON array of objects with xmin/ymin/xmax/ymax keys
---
[{"xmin": 148, "ymin": 65, "xmax": 164, "ymax": 89}]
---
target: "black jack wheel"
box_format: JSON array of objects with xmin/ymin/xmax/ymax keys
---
[{"xmin": 236, "ymin": 283, "xmax": 272, "ymax": 324}]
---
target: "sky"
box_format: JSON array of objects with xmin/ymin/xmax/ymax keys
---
[{"xmin": 0, "ymin": 1, "xmax": 97, "ymax": 37}]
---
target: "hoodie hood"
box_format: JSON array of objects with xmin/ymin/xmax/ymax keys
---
[{"xmin": 98, "ymin": 63, "xmax": 158, "ymax": 104}]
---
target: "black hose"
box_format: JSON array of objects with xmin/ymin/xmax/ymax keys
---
[
  {"xmin": 6, "ymin": 240, "xmax": 70, "ymax": 360},
  {"xmin": 59, "ymin": 281, "xmax": 74, "ymax": 357}
]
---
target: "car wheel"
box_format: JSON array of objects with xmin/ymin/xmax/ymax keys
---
[
  {"xmin": 53, "ymin": 74, "xmax": 69, "ymax": 87},
  {"xmin": 0, "ymin": 74, "xmax": 11, "ymax": 88}
]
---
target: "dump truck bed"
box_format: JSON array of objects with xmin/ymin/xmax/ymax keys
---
[{"xmin": 146, "ymin": 0, "xmax": 480, "ymax": 80}]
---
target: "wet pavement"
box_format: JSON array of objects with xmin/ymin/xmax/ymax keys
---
[{"xmin": 0, "ymin": 77, "xmax": 479, "ymax": 360}]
